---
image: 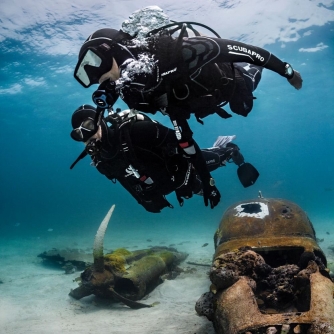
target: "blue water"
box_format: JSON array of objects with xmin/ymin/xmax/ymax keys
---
[
  {"xmin": 0, "ymin": 3, "xmax": 333, "ymax": 241},
  {"xmin": 0, "ymin": 3, "xmax": 334, "ymax": 334}
]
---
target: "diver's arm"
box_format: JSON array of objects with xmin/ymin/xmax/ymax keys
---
[
  {"xmin": 169, "ymin": 110, "xmax": 221, "ymax": 209},
  {"xmin": 117, "ymin": 177, "xmax": 170, "ymax": 213},
  {"xmin": 200, "ymin": 147, "xmax": 231, "ymax": 172},
  {"xmin": 181, "ymin": 37, "xmax": 302, "ymax": 89},
  {"xmin": 95, "ymin": 160, "xmax": 115, "ymax": 180},
  {"xmin": 129, "ymin": 110, "xmax": 221, "ymax": 208},
  {"xmin": 215, "ymin": 38, "xmax": 303, "ymax": 89},
  {"xmin": 191, "ymin": 141, "xmax": 221, "ymax": 209},
  {"xmin": 97, "ymin": 160, "xmax": 170, "ymax": 213}
]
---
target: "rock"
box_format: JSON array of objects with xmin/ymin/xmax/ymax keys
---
[{"xmin": 195, "ymin": 292, "xmax": 215, "ymax": 321}]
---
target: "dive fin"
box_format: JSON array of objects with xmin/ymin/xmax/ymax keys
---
[{"xmin": 237, "ymin": 163, "xmax": 259, "ymax": 188}]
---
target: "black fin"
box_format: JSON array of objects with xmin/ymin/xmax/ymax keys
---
[{"xmin": 237, "ymin": 163, "xmax": 259, "ymax": 188}]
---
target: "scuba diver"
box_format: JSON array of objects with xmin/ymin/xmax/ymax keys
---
[
  {"xmin": 73, "ymin": 19, "xmax": 301, "ymax": 207},
  {"xmin": 73, "ymin": 25, "xmax": 302, "ymax": 121},
  {"xmin": 70, "ymin": 105, "xmax": 259, "ymax": 213}
]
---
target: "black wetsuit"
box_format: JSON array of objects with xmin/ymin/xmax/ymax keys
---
[
  {"xmin": 115, "ymin": 35, "xmax": 290, "ymax": 120},
  {"xmin": 110, "ymin": 36, "xmax": 286, "ymax": 152},
  {"xmin": 96, "ymin": 34, "xmax": 292, "ymax": 208},
  {"xmin": 89, "ymin": 113, "xmax": 235, "ymax": 213}
]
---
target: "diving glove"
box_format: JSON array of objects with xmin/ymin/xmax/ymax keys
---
[
  {"xmin": 203, "ymin": 178, "xmax": 221, "ymax": 209},
  {"xmin": 288, "ymin": 70, "xmax": 303, "ymax": 90}
]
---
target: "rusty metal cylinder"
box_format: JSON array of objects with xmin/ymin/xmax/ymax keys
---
[{"xmin": 214, "ymin": 198, "xmax": 326, "ymax": 264}]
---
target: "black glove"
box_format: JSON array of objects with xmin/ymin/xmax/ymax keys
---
[
  {"xmin": 288, "ymin": 70, "xmax": 303, "ymax": 90},
  {"xmin": 202, "ymin": 178, "xmax": 221, "ymax": 209},
  {"xmin": 140, "ymin": 189, "xmax": 172, "ymax": 213},
  {"xmin": 142, "ymin": 200, "xmax": 162, "ymax": 213}
]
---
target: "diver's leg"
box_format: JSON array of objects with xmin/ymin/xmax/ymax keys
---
[
  {"xmin": 167, "ymin": 107, "xmax": 221, "ymax": 208},
  {"xmin": 200, "ymin": 147, "xmax": 233, "ymax": 172}
]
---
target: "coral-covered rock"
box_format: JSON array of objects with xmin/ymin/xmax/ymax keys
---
[
  {"xmin": 195, "ymin": 292, "xmax": 215, "ymax": 321},
  {"xmin": 210, "ymin": 248, "xmax": 266, "ymax": 290}
]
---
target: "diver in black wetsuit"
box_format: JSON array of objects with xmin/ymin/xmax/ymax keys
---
[
  {"xmin": 70, "ymin": 105, "xmax": 258, "ymax": 213},
  {"xmin": 73, "ymin": 26, "xmax": 300, "ymax": 208}
]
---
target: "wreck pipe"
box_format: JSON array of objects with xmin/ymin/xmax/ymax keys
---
[{"xmin": 114, "ymin": 251, "xmax": 188, "ymax": 300}]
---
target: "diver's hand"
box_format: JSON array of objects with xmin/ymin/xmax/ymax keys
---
[
  {"xmin": 144, "ymin": 203, "xmax": 161, "ymax": 213},
  {"xmin": 203, "ymin": 179, "xmax": 221, "ymax": 209},
  {"xmin": 288, "ymin": 70, "xmax": 303, "ymax": 90}
]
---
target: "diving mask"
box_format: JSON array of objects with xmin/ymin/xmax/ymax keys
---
[
  {"xmin": 74, "ymin": 43, "xmax": 114, "ymax": 88},
  {"xmin": 70, "ymin": 117, "xmax": 97, "ymax": 142}
]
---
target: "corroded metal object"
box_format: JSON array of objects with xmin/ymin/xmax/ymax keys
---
[
  {"xmin": 214, "ymin": 198, "xmax": 325, "ymax": 260},
  {"xmin": 196, "ymin": 198, "xmax": 334, "ymax": 334},
  {"xmin": 69, "ymin": 205, "xmax": 188, "ymax": 308},
  {"xmin": 69, "ymin": 246, "xmax": 188, "ymax": 308}
]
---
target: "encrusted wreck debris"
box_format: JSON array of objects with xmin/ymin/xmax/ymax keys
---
[
  {"xmin": 38, "ymin": 248, "xmax": 93, "ymax": 273},
  {"xmin": 196, "ymin": 198, "xmax": 334, "ymax": 334},
  {"xmin": 69, "ymin": 205, "xmax": 188, "ymax": 308}
]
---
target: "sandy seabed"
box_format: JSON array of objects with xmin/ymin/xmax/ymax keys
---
[
  {"xmin": 1, "ymin": 222, "xmax": 333, "ymax": 334},
  {"xmin": 0, "ymin": 226, "xmax": 218, "ymax": 334}
]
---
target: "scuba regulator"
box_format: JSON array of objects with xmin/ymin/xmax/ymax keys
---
[
  {"xmin": 85, "ymin": 139, "xmax": 101, "ymax": 156},
  {"xmin": 92, "ymin": 80, "xmax": 118, "ymax": 109}
]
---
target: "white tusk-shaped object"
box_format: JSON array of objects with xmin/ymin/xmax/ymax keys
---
[{"xmin": 93, "ymin": 204, "xmax": 115, "ymax": 272}]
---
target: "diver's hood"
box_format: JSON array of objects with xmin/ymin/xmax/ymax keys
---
[
  {"xmin": 79, "ymin": 28, "xmax": 136, "ymax": 66},
  {"xmin": 70, "ymin": 105, "xmax": 119, "ymax": 169}
]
